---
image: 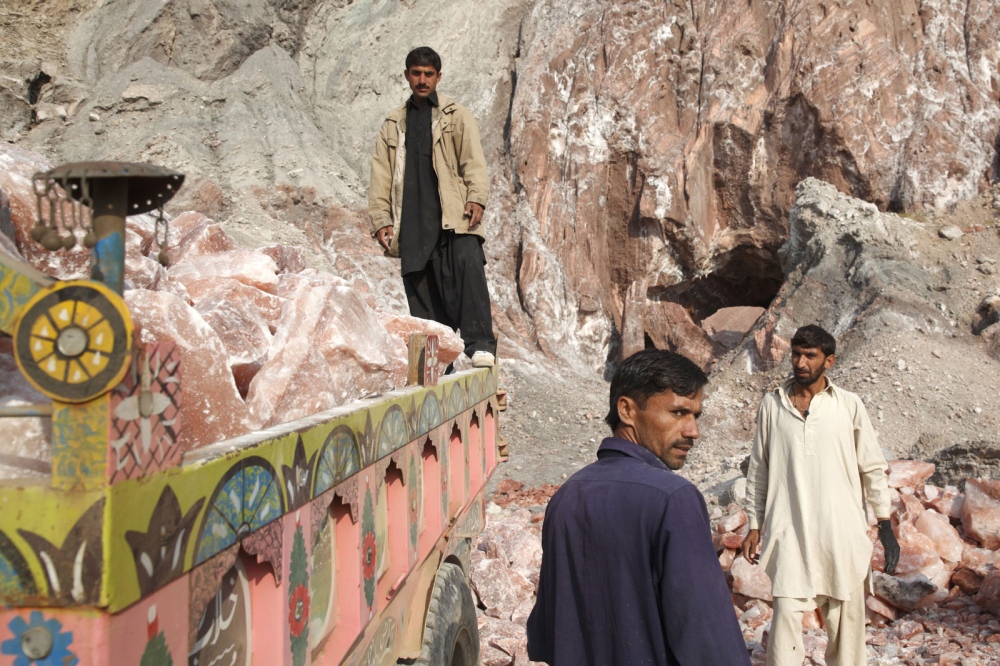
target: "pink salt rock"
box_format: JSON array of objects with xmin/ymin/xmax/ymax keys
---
[
  {"xmin": 894, "ymin": 522, "xmax": 943, "ymax": 576},
  {"xmin": 801, "ymin": 609, "xmax": 823, "ymax": 630},
  {"xmin": 915, "ymin": 564, "xmax": 953, "ymax": 607},
  {"xmin": 895, "ymin": 493, "xmax": 926, "ymax": 523},
  {"xmin": 721, "ymin": 523, "xmax": 750, "ymax": 550},
  {"xmin": 504, "ymin": 529, "xmax": 543, "ymax": 573},
  {"xmin": 166, "ymin": 212, "xmax": 238, "ymax": 263},
  {"xmin": 962, "ymin": 479, "xmax": 1000, "ymax": 549},
  {"xmin": 125, "ymin": 213, "xmax": 157, "ymax": 255},
  {"xmin": 260, "ymin": 244, "xmax": 306, "ymax": 274},
  {"xmin": 893, "ymin": 619, "xmax": 924, "ymax": 640},
  {"xmin": 125, "ymin": 289, "xmax": 254, "ymax": 450},
  {"xmin": 701, "ymin": 306, "xmax": 764, "ymax": 352},
  {"xmin": 478, "ymin": 616, "xmax": 527, "ymax": 666},
  {"xmin": 0, "ymin": 143, "xmax": 89, "ymax": 279},
  {"xmin": 921, "ymin": 484, "xmax": 941, "ymax": 503},
  {"xmin": 187, "ymin": 279, "xmax": 285, "ymax": 331},
  {"xmin": 730, "ymin": 556, "xmax": 773, "ymax": 601},
  {"xmin": 719, "ymin": 548, "xmax": 737, "ymax": 571},
  {"xmin": 975, "ymin": 570, "xmax": 1000, "ymax": 616},
  {"xmin": 168, "ymin": 249, "xmax": 279, "ymax": 294},
  {"xmin": 0, "ymin": 352, "xmax": 51, "ymax": 480},
  {"xmin": 929, "ymin": 486, "xmax": 965, "ymax": 520},
  {"xmin": 887, "ymin": 460, "xmax": 936, "ymax": 488},
  {"xmin": 717, "ymin": 509, "xmax": 748, "ymax": 534},
  {"xmin": 377, "ymin": 311, "xmax": 465, "ymax": 368},
  {"xmin": 644, "ymin": 300, "xmax": 719, "ymax": 370},
  {"xmin": 125, "ymin": 229, "xmax": 166, "ymax": 290},
  {"xmin": 961, "ymin": 545, "xmax": 1000, "ymax": 577},
  {"xmin": 914, "ymin": 509, "xmax": 965, "ymax": 563},
  {"xmin": 195, "ymin": 288, "xmax": 274, "ymax": 397},
  {"xmin": 161, "ymin": 278, "xmax": 192, "ymax": 304},
  {"xmin": 951, "ymin": 568, "xmax": 984, "ymax": 595},
  {"xmin": 471, "ymin": 558, "xmax": 523, "ymax": 621},
  {"xmin": 866, "ymin": 595, "xmax": 898, "ymax": 621},
  {"xmin": 740, "ymin": 598, "xmax": 773, "ymax": 628},
  {"xmin": 510, "ymin": 597, "xmax": 535, "ymax": 627},
  {"xmin": 245, "ymin": 273, "xmax": 401, "ymax": 427}
]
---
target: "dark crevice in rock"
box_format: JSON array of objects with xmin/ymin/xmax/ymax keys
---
[
  {"xmin": 648, "ymin": 246, "xmax": 783, "ymax": 322},
  {"xmin": 26, "ymin": 71, "xmax": 50, "ymax": 105},
  {"xmin": 503, "ymin": 20, "xmax": 522, "ymax": 194},
  {"xmin": 26, "ymin": 71, "xmax": 51, "ymax": 125}
]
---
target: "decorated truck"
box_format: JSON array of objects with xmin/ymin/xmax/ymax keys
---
[{"xmin": 0, "ymin": 161, "xmax": 503, "ymax": 666}]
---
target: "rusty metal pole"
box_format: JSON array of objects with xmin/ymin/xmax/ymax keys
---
[{"xmin": 89, "ymin": 178, "xmax": 128, "ymax": 293}]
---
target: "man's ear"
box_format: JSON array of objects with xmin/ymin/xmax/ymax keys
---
[
  {"xmin": 616, "ymin": 396, "xmax": 639, "ymax": 428},
  {"xmin": 825, "ymin": 353, "xmax": 835, "ymax": 371}
]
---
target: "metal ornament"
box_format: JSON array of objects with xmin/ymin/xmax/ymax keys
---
[
  {"xmin": 12, "ymin": 279, "xmax": 134, "ymax": 403},
  {"xmin": 154, "ymin": 207, "xmax": 170, "ymax": 267}
]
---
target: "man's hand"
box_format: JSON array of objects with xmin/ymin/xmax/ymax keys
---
[
  {"xmin": 464, "ymin": 202, "xmax": 484, "ymax": 228},
  {"xmin": 741, "ymin": 529, "xmax": 761, "ymax": 564},
  {"xmin": 878, "ymin": 520, "xmax": 900, "ymax": 575},
  {"xmin": 375, "ymin": 225, "xmax": 393, "ymax": 252}
]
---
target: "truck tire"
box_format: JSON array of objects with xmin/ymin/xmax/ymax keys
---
[{"xmin": 413, "ymin": 561, "xmax": 480, "ymax": 666}]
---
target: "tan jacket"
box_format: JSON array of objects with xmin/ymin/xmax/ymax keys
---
[{"xmin": 368, "ymin": 93, "xmax": 489, "ymax": 257}]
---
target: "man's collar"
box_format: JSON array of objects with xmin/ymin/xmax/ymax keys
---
[
  {"xmin": 597, "ymin": 437, "xmax": 669, "ymax": 471},
  {"xmin": 407, "ymin": 91, "xmax": 439, "ymax": 109}
]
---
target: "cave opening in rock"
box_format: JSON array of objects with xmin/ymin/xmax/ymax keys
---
[{"xmin": 649, "ymin": 247, "xmax": 783, "ymax": 323}]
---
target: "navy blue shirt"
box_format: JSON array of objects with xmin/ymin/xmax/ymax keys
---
[{"xmin": 527, "ymin": 437, "xmax": 750, "ymax": 666}]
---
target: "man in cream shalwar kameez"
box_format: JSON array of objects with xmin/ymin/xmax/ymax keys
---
[{"xmin": 742, "ymin": 325, "xmax": 899, "ymax": 666}]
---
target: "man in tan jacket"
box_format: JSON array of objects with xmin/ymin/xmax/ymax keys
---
[
  {"xmin": 742, "ymin": 324, "xmax": 900, "ymax": 666},
  {"xmin": 369, "ymin": 46, "xmax": 496, "ymax": 367}
]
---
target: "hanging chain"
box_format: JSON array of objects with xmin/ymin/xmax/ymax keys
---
[
  {"xmin": 155, "ymin": 206, "xmax": 170, "ymax": 266},
  {"xmin": 57, "ymin": 181, "xmax": 75, "ymax": 250},
  {"xmin": 31, "ymin": 175, "xmax": 49, "ymax": 242},
  {"xmin": 41, "ymin": 187, "xmax": 62, "ymax": 251},
  {"xmin": 80, "ymin": 175, "xmax": 97, "ymax": 248}
]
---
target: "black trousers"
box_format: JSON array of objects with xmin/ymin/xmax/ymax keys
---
[{"xmin": 402, "ymin": 232, "xmax": 497, "ymax": 357}]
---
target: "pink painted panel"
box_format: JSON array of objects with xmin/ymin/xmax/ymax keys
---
[
  {"xmin": 108, "ymin": 342, "xmax": 182, "ymax": 484},
  {"xmin": 108, "ymin": 575, "xmax": 189, "ymax": 666}
]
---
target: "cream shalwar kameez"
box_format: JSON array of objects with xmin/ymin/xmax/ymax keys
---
[{"xmin": 745, "ymin": 379, "xmax": 892, "ymax": 666}]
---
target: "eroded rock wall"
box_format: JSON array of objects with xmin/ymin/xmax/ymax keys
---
[{"xmin": 1, "ymin": 0, "xmax": 999, "ymax": 368}]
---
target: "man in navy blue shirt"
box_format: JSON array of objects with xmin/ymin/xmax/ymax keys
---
[{"xmin": 527, "ymin": 349, "xmax": 750, "ymax": 665}]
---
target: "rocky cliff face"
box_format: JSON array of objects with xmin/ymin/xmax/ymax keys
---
[{"xmin": 2, "ymin": 0, "xmax": 999, "ymax": 370}]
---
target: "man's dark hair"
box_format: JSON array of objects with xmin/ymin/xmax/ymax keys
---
[
  {"xmin": 790, "ymin": 324, "xmax": 836, "ymax": 356},
  {"xmin": 605, "ymin": 349, "xmax": 708, "ymax": 430},
  {"xmin": 405, "ymin": 47, "xmax": 442, "ymax": 72}
]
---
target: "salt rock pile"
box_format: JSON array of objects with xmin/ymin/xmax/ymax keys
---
[
  {"xmin": 720, "ymin": 460, "xmax": 1000, "ymax": 664},
  {"xmin": 471, "ymin": 480, "xmax": 554, "ymax": 666},
  {"xmin": 0, "ymin": 144, "xmax": 464, "ymax": 466},
  {"xmin": 472, "ymin": 467, "xmax": 1000, "ymax": 666}
]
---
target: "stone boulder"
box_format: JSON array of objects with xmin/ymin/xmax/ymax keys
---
[
  {"xmin": 702, "ymin": 306, "xmax": 764, "ymax": 352},
  {"xmin": 644, "ymin": 300, "xmax": 718, "ymax": 370}
]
